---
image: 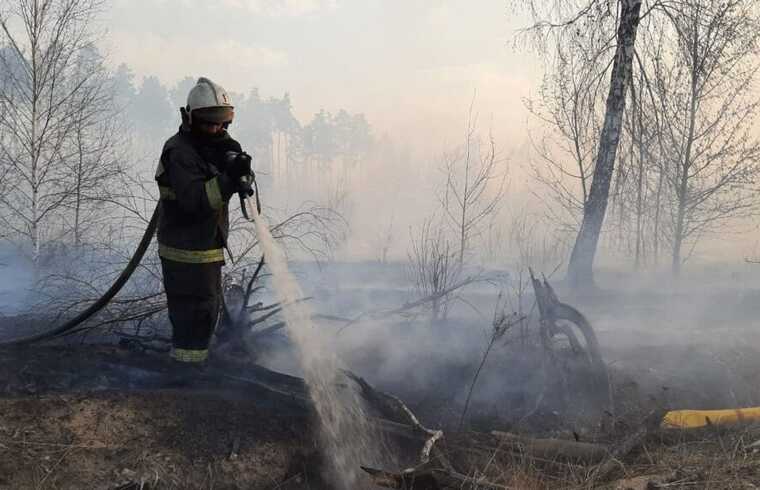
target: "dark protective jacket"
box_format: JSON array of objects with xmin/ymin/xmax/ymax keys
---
[{"xmin": 155, "ymin": 125, "xmax": 242, "ymax": 264}]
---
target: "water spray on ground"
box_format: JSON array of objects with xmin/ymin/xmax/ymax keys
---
[{"xmin": 249, "ymin": 206, "xmax": 382, "ymax": 487}]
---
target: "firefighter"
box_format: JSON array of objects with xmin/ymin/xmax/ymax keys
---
[{"xmin": 155, "ymin": 77, "xmax": 252, "ymax": 364}]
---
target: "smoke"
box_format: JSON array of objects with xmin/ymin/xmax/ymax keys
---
[
  {"xmin": 250, "ymin": 257, "xmax": 760, "ymax": 439},
  {"xmin": 572, "ymin": 270, "xmax": 760, "ymax": 410},
  {"xmin": 0, "ymin": 247, "xmax": 35, "ymax": 315}
]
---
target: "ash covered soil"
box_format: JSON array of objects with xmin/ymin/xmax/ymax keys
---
[
  {"xmin": 2, "ymin": 267, "xmax": 760, "ymax": 488},
  {"xmin": 0, "ymin": 345, "xmax": 321, "ymax": 490},
  {"xmin": 0, "ymin": 391, "xmax": 305, "ymax": 489},
  {"xmin": 1, "ymin": 342, "xmax": 759, "ymax": 489}
]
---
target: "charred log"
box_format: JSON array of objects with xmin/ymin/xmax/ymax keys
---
[{"xmin": 530, "ymin": 270, "xmax": 609, "ymax": 401}]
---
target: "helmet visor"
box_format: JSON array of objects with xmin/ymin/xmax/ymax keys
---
[{"xmin": 193, "ymin": 106, "xmax": 234, "ymax": 124}]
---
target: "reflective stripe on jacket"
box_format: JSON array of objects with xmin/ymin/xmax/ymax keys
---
[{"xmin": 155, "ymin": 127, "xmax": 241, "ymax": 263}]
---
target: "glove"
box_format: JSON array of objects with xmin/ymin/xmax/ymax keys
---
[
  {"xmin": 224, "ymin": 151, "xmax": 252, "ymax": 180},
  {"xmin": 223, "ymin": 151, "xmax": 256, "ymax": 197}
]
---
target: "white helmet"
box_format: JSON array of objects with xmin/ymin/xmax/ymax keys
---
[{"xmin": 186, "ymin": 77, "xmax": 234, "ymax": 124}]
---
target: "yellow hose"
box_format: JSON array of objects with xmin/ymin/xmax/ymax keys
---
[{"xmin": 662, "ymin": 407, "xmax": 760, "ymax": 429}]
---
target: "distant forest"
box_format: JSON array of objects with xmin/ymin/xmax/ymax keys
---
[{"xmin": 115, "ymin": 66, "xmax": 375, "ymax": 180}]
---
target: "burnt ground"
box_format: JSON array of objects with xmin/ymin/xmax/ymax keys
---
[
  {"xmin": 1, "ymin": 280, "xmax": 760, "ymax": 489},
  {"xmin": 0, "ymin": 343, "xmax": 430, "ymax": 490},
  {"xmin": 0, "ymin": 345, "xmax": 324, "ymax": 490},
  {"xmin": 1, "ymin": 342, "xmax": 759, "ymax": 489},
  {"xmin": 0, "ymin": 392, "xmax": 306, "ymax": 489}
]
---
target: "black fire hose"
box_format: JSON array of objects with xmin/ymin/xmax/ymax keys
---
[{"xmin": 0, "ymin": 206, "xmax": 159, "ymax": 346}]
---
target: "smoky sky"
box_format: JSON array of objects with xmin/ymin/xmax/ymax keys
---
[{"xmin": 101, "ymin": 0, "xmax": 538, "ymax": 149}]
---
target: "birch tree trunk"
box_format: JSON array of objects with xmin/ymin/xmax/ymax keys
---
[{"xmin": 566, "ymin": 0, "xmax": 643, "ymax": 288}]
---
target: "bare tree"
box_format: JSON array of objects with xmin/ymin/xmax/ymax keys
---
[
  {"xmin": 61, "ymin": 49, "xmax": 126, "ymax": 247},
  {"xmin": 440, "ymin": 103, "xmax": 507, "ymax": 269},
  {"xmin": 0, "ymin": 0, "xmax": 118, "ymax": 262},
  {"xmin": 524, "ymin": 22, "xmax": 610, "ymax": 233},
  {"xmin": 643, "ymin": 0, "xmax": 760, "ymax": 275},
  {"xmin": 566, "ymin": 0, "xmax": 643, "ymax": 287},
  {"xmin": 629, "ymin": 70, "xmax": 650, "ymax": 269},
  {"xmin": 520, "ymin": 0, "xmax": 644, "ymax": 288},
  {"xmin": 407, "ymin": 215, "xmax": 458, "ymax": 322},
  {"xmin": 406, "ymin": 105, "xmax": 506, "ymax": 322},
  {"xmin": 523, "ymin": 0, "xmax": 760, "ymax": 280}
]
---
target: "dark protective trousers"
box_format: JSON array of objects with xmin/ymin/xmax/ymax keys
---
[{"xmin": 160, "ymin": 258, "xmax": 222, "ymax": 363}]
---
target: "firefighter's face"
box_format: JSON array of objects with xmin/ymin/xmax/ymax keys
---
[{"xmin": 196, "ymin": 120, "xmax": 225, "ymax": 136}]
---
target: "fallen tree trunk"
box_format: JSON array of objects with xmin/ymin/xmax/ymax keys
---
[{"xmin": 491, "ymin": 431, "xmax": 609, "ymax": 464}]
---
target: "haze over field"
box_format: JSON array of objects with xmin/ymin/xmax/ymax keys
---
[
  {"xmin": 95, "ymin": 0, "xmax": 760, "ymax": 269},
  {"xmin": 0, "ymin": 0, "xmax": 758, "ymax": 291}
]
